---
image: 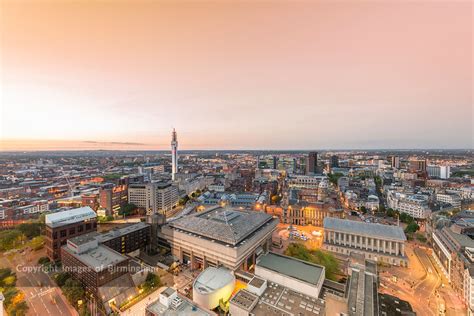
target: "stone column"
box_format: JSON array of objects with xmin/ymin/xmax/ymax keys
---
[
  {"xmin": 395, "ymin": 242, "xmax": 399, "ymax": 256},
  {"xmin": 365, "ymin": 236, "xmax": 369, "ymax": 250},
  {"xmin": 190, "ymin": 252, "xmax": 195, "ymax": 270},
  {"xmin": 376, "ymin": 239, "xmax": 380, "ymax": 252},
  {"xmin": 382, "ymin": 240, "xmax": 386, "ymax": 253},
  {"xmin": 401, "ymin": 243, "xmax": 405, "ymax": 257},
  {"xmin": 203, "ymin": 255, "xmax": 208, "ymax": 269}
]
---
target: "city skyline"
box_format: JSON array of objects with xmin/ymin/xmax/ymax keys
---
[{"xmin": 1, "ymin": 1, "xmax": 472, "ymax": 151}]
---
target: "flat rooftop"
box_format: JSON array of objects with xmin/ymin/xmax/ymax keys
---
[
  {"xmin": 100, "ymin": 222, "xmax": 150, "ymax": 242},
  {"xmin": 230, "ymin": 289, "xmax": 258, "ymax": 311},
  {"xmin": 324, "ymin": 218, "xmax": 406, "ymax": 241},
  {"xmin": 257, "ymin": 252, "xmax": 324, "ymax": 286},
  {"xmin": 193, "ymin": 267, "xmax": 235, "ymax": 294},
  {"xmin": 168, "ymin": 206, "xmax": 275, "ymax": 245},
  {"xmin": 62, "ymin": 243, "xmax": 127, "ymax": 271},
  {"xmin": 249, "ymin": 276, "xmax": 266, "ymax": 289},
  {"xmin": 251, "ymin": 281, "xmax": 325, "ymax": 315},
  {"xmin": 68, "ymin": 232, "xmax": 101, "ymax": 246},
  {"xmin": 146, "ymin": 294, "xmax": 212, "ymax": 316},
  {"xmin": 45, "ymin": 206, "xmax": 97, "ymax": 228}
]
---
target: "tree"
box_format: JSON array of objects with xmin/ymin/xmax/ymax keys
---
[
  {"xmin": 405, "ymin": 222, "xmax": 420, "ymax": 234},
  {"xmin": 62, "ymin": 278, "xmax": 85, "ymax": 306},
  {"xmin": 17, "ymin": 223, "xmax": 43, "ymax": 239},
  {"xmin": 399, "ymin": 213, "xmax": 414, "ymax": 224},
  {"xmin": 55, "ymin": 272, "xmax": 71, "ymax": 287},
  {"xmin": 284, "ymin": 243, "xmax": 340, "ymax": 281},
  {"xmin": 38, "ymin": 257, "xmax": 50, "ymax": 265},
  {"xmin": 0, "ymin": 230, "xmax": 22, "ymax": 251},
  {"xmin": 327, "ymin": 172, "xmax": 344, "ymax": 186},
  {"xmin": 119, "ymin": 203, "xmax": 137, "ymax": 216},
  {"xmin": 386, "ymin": 208, "xmax": 396, "ymax": 218},
  {"xmin": 359, "ymin": 206, "xmax": 367, "ymax": 214},
  {"xmin": 0, "ymin": 268, "xmax": 16, "ymax": 288},
  {"xmin": 271, "ymin": 195, "xmax": 282, "ymax": 204},
  {"xmin": 30, "ymin": 236, "xmax": 45, "ymax": 251},
  {"xmin": 0, "ymin": 268, "xmax": 14, "ymax": 283},
  {"xmin": 179, "ymin": 196, "xmax": 190, "ymax": 206},
  {"xmin": 3, "ymin": 287, "xmax": 19, "ymax": 307},
  {"xmin": 143, "ymin": 272, "xmax": 160, "ymax": 291},
  {"xmin": 6, "ymin": 299, "xmax": 29, "ymax": 316}
]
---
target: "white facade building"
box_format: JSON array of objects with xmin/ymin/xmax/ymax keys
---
[
  {"xmin": 437, "ymin": 193, "xmax": 462, "ymax": 208},
  {"xmin": 323, "ymin": 218, "xmax": 407, "ymax": 266},
  {"xmin": 428, "ymin": 165, "xmax": 451, "ymax": 179},
  {"xmin": 128, "ymin": 182, "xmax": 178, "ymax": 216},
  {"xmin": 193, "ymin": 267, "xmax": 235, "ymax": 310}
]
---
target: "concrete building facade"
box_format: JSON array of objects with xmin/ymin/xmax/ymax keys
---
[
  {"xmin": 161, "ymin": 206, "xmax": 278, "ymax": 271},
  {"xmin": 323, "ymin": 218, "xmax": 407, "ymax": 266}
]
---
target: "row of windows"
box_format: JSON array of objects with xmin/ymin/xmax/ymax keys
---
[{"xmin": 52, "ymin": 222, "xmax": 97, "ymax": 239}]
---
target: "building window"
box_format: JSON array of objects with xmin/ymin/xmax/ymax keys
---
[{"xmin": 60, "ymin": 230, "xmax": 66, "ymax": 238}]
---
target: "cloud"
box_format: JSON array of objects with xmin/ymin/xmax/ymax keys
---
[{"xmin": 82, "ymin": 141, "xmax": 147, "ymax": 146}]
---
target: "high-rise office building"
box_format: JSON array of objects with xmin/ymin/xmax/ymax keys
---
[
  {"xmin": 272, "ymin": 156, "xmax": 278, "ymax": 169},
  {"xmin": 391, "ymin": 156, "xmax": 400, "ymax": 169},
  {"xmin": 171, "ymin": 128, "xmax": 178, "ymax": 181},
  {"xmin": 128, "ymin": 182, "xmax": 179, "ymax": 216},
  {"xmin": 427, "ymin": 165, "xmax": 451, "ymax": 179},
  {"xmin": 409, "ymin": 159, "xmax": 427, "ymax": 173},
  {"xmin": 99, "ymin": 184, "xmax": 128, "ymax": 216},
  {"xmin": 306, "ymin": 152, "xmax": 318, "ymax": 174},
  {"xmin": 330, "ymin": 155, "xmax": 339, "ymax": 168}
]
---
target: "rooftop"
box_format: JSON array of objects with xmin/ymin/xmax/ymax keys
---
[
  {"xmin": 45, "ymin": 206, "xmax": 96, "ymax": 228},
  {"xmin": 169, "ymin": 206, "xmax": 276, "ymax": 245},
  {"xmin": 62, "ymin": 243, "xmax": 127, "ymax": 271},
  {"xmin": 249, "ymin": 281, "xmax": 325, "ymax": 316},
  {"xmin": 68, "ymin": 232, "xmax": 101, "ymax": 246},
  {"xmin": 256, "ymin": 252, "xmax": 324, "ymax": 286},
  {"xmin": 230, "ymin": 289, "xmax": 259, "ymax": 311},
  {"xmin": 249, "ymin": 276, "xmax": 266, "ymax": 289},
  {"xmin": 66, "ymin": 222, "xmax": 149, "ymax": 246},
  {"xmin": 324, "ymin": 218, "xmax": 406, "ymax": 241},
  {"xmin": 100, "ymin": 222, "xmax": 150, "ymax": 242},
  {"xmin": 146, "ymin": 293, "xmax": 213, "ymax": 316},
  {"xmin": 193, "ymin": 267, "xmax": 235, "ymax": 294}
]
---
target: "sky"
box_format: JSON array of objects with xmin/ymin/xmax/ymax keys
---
[{"xmin": 1, "ymin": 0, "xmax": 472, "ymax": 151}]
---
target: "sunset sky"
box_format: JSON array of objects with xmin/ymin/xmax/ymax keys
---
[{"xmin": 1, "ymin": 0, "xmax": 472, "ymax": 151}]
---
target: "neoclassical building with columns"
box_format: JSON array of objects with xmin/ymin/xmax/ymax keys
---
[{"xmin": 323, "ymin": 218, "xmax": 407, "ymax": 266}]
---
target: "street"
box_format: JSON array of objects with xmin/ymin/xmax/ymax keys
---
[
  {"xmin": 1, "ymin": 248, "xmax": 77, "ymax": 316},
  {"xmin": 379, "ymin": 244, "xmax": 466, "ymax": 316}
]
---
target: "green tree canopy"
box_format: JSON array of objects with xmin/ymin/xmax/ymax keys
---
[
  {"xmin": 17, "ymin": 223, "xmax": 43, "ymax": 239},
  {"xmin": 284, "ymin": 243, "xmax": 340, "ymax": 281},
  {"xmin": 62, "ymin": 278, "xmax": 85, "ymax": 307},
  {"xmin": 0, "ymin": 230, "xmax": 22, "ymax": 251},
  {"xmin": 7, "ymin": 300, "xmax": 29, "ymax": 316},
  {"xmin": 55, "ymin": 272, "xmax": 71, "ymax": 287},
  {"xmin": 405, "ymin": 222, "xmax": 420, "ymax": 234}
]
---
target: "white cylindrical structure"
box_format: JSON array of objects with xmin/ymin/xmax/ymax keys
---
[{"xmin": 192, "ymin": 267, "xmax": 235, "ymax": 310}]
